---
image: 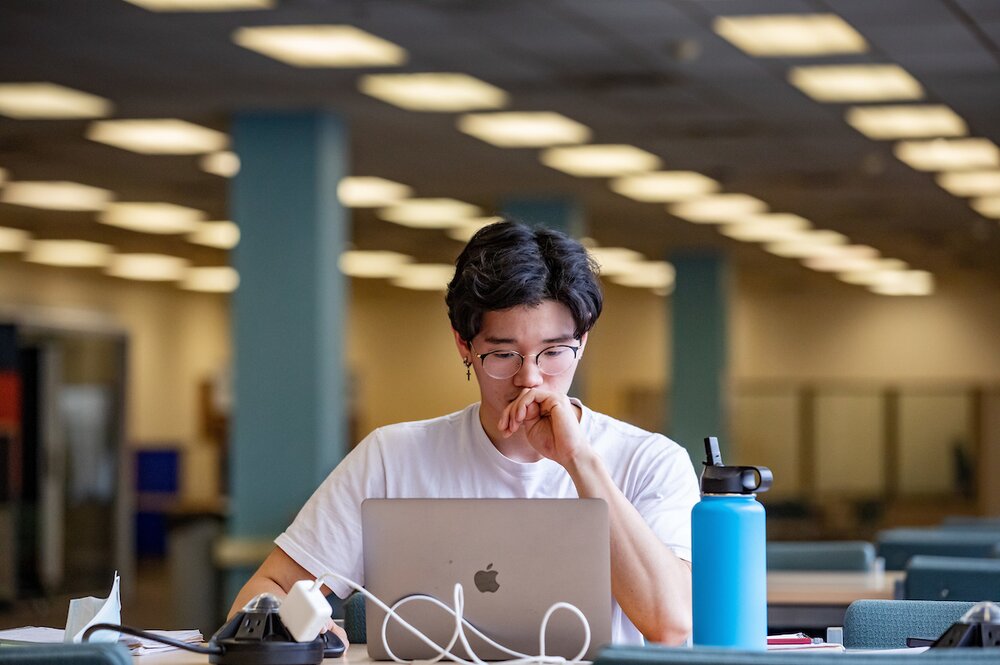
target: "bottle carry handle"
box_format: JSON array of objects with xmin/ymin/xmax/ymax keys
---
[{"xmin": 740, "ymin": 466, "xmax": 773, "ymax": 493}]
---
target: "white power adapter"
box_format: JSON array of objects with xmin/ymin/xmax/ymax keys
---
[{"xmin": 278, "ymin": 580, "xmax": 333, "ymax": 642}]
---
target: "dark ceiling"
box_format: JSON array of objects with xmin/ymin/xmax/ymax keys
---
[{"xmin": 1, "ymin": 0, "xmax": 999, "ymax": 294}]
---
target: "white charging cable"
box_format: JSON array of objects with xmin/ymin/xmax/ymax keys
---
[{"xmin": 313, "ymin": 571, "xmax": 592, "ymax": 665}]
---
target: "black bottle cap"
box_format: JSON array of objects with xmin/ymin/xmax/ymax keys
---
[{"xmin": 699, "ymin": 436, "xmax": 773, "ymax": 495}]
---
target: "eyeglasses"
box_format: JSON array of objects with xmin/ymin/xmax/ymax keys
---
[{"xmin": 470, "ymin": 343, "xmax": 581, "ymax": 380}]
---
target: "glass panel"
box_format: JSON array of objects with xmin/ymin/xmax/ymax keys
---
[
  {"xmin": 898, "ymin": 391, "xmax": 972, "ymax": 496},
  {"xmin": 732, "ymin": 390, "xmax": 799, "ymax": 497},
  {"xmin": 815, "ymin": 392, "xmax": 884, "ymax": 495}
]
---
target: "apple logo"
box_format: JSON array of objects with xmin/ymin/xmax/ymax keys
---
[{"xmin": 474, "ymin": 563, "xmax": 500, "ymax": 593}]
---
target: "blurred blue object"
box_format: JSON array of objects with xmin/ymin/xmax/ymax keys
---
[
  {"xmin": 767, "ymin": 541, "xmax": 876, "ymax": 571},
  {"xmin": 842, "ymin": 599, "xmax": 977, "ymax": 649},
  {"xmin": 876, "ymin": 528, "xmax": 1000, "ymax": 570},
  {"xmin": 135, "ymin": 449, "xmax": 179, "ymax": 493},
  {"xmin": 904, "ymin": 555, "xmax": 1000, "ymax": 602},
  {"xmin": 0, "ymin": 643, "xmax": 131, "ymax": 665},
  {"xmin": 135, "ymin": 448, "xmax": 179, "ymax": 558}
]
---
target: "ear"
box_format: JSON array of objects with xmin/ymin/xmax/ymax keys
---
[{"xmin": 452, "ymin": 329, "xmax": 472, "ymax": 361}]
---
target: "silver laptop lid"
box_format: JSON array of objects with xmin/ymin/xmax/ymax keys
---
[{"xmin": 362, "ymin": 498, "xmax": 612, "ymax": 661}]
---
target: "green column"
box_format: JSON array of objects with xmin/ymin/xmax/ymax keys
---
[
  {"xmin": 226, "ymin": 112, "xmax": 349, "ymax": 596},
  {"xmin": 669, "ymin": 253, "xmax": 730, "ymax": 465}
]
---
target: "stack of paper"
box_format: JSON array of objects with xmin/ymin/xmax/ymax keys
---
[
  {"xmin": 0, "ymin": 626, "xmax": 205, "ymax": 654},
  {"xmin": 767, "ymin": 633, "xmax": 846, "ymax": 652}
]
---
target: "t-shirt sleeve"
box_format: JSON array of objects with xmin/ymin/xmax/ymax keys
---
[
  {"xmin": 274, "ymin": 429, "xmax": 387, "ymax": 598},
  {"xmin": 629, "ymin": 438, "xmax": 700, "ymax": 562}
]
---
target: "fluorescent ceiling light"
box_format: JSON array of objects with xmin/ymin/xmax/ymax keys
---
[
  {"xmin": 124, "ymin": 0, "xmax": 273, "ymax": 10},
  {"xmin": 838, "ymin": 260, "xmax": 909, "ymax": 286},
  {"xmin": 457, "ymin": 112, "xmax": 591, "ymax": 148},
  {"xmin": 801, "ymin": 245, "xmax": 881, "ymax": 272},
  {"xmin": 338, "ymin": 250, "xmax": 414, "ymax": 278},
  {"xmin": 378, "ymin": 198, "xmax": 481, "ymax": 229},
  {"xmin": 1, "ymin": 181, "xmax": 113, "ymax": 211},
  {"xmin": 764, "ymin": 230, "xmax": 848, "ymax": 258},
  {"xmin": 182, "ymin": 267, "xmax": 240, "ymax": 292},
  {"xmin": 233, "ymin": 25, "xmax": 406, "ymax": 68},
  {"xmin": 338, "ymin": 176, "xmax": 413, "ymax": 208},
  {"xmin": 610, "ymin": 171, "xmax": 720, "ymax": 203},
  {"xmin": 0, "ymin": 226, "xmax": 31, "ymax": 252},
  {"xmin": 390, "ymin": 263, "xmax": 455, "ymax": 291},
  {"xmin": 541, "ymin": 144, "xmax": 661, "ymax": 177},
  {"xmin": 714, "ymin": 14, "xmax": 867, "ymax": 57},
  {"xmin": 846, "ymin": 105, "xmax": 967, "ymax": 140},
  {"xmin": 894, "ymin": 138, "xmax": 999, "ymax": 171},
  {"xmin": 200, "ymin": 151, "xmax": 240, "ymax": 177},
  {"xmin": 936, "ymin": 170, "xmax": 1000, "ymax": 197},
  {"xmin": 99, "ymin": 202, "xmax": 205, "ymax": 234},
  {"xmin": 868, "ymin": 270, "xmax": 934, "ymax": 296},
  {"xmin": 0, "ymin": 82, "xmax": 113, "ymax": 119},
  {"xmin": 107, "ymin": 253, "xmax": 190, "ymax": 281},
  {"xmin": 87, "ymin": 119, "xmax": 229, "ymax": 154},
  {"xmin": 26, "ymin": 240, "xmax": 112, "ymax": 267},
  {"xmin": 187, "ymin": 221, "xmax": 240, "ymax": 249},
  {"xmin": 971, "ymin": 196, "xmax": 1000, "ymax": 219},
  {"xmin": 360, "ymin": 73, "xmax": 507, "ymax": 112},
  {"xmin": 720, "ymin": 213, "xmax": 811, "ymax": 242},
  {"xmin": 587, "ymin": 247, "xmax": 645, "ymax": 276},
  {"xmin": 609, "ymin": 261, "xmax": 676, "ymax": 291},
  {"xmin": 445, "ymin": 216, "xmax": 503, "ymax": 242},
  {"xmin": 669, "ymin": 193, "xmax": 768, "ymax": 223},
  {"xmin": 789, "ymin": 65, "xmax": 924, "ymax": 103}
]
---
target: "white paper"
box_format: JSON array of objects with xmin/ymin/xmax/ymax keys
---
[
  {"xmin": 64, "ymin": 572, "xmax": 121, "ymax": 643},
  {"xmin": 0, "ymin": 626, "xmax": 203, "ymax": 654}
]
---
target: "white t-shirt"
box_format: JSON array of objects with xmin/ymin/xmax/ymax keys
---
[{"xmin": 276, "ymin": 400, "xmax": 699, "ymax": 645}]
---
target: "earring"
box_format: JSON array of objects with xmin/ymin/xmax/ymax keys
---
[{"xmin": 463, "ymin": 358, "xmax": 471, "ymax": 381}]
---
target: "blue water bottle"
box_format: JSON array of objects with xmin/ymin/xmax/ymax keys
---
[{"xmin": 692, "ymin": 436, "xmax": 773, "ymax": 650}]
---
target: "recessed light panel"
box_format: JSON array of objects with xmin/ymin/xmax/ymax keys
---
[
  {"xmin": 610, "ymin": 171, "xmax": 720, "ymax": 202},
  {"xmin": 99, "ymin": 202, "xmax": 205, "ymax": 234},
  {"xmin": 936, "ymin": 170, "xmax": 1000, "ymax": 197},
  {"xmin": 233, "ymin": 25, "xmax": 406, "ymax": 68},
  {"xmin": 200, "ymin": 151, "xmax": 240, "ymax": 177},
  {"xmin": 107, "ymin": 253, "xmax": 190, "ymax": 281},
  {"xmin": 457, "ymin": 112, "xmax": 591, "ymax": 148},
  {"xmin": 0, "ymin": 83, "xmax": 113, "ymax": 119},
  {"xmin": 445, "ymin": 217, "xmax": 502, "ymax": 242},
  {"xmin": 188, "ymin": 221, "xmax": 240, "ymax": 249},
  {"xmin": 764, "ymin": 230, "xmax": 848, "ymax": 258},
  {"xmin": 846, "ymin": 105, "xmax": 967, "ymax": 140},
  {"xmin": 609, "ymin": 261, "xmax": 676, "ymax": 291},
  {"xmin": 182, "ymin": 267, "xmax": 240, "ymax": 292},
  {"xmin": 124, "ymin": 0, "xmax": 273, "ymax": 10},
  {"xmin": 868, "ymin": 270, "xmax": 934, "ymax": 296},
  {"xmin": 789, "ymin": 65, "xmax": 924, "ymax": 103},
  {"xmin": 378, "ymin": 198, "xmax": 481, "ymax": 229},
  {"xmin": 802, "ymin": 245, "xmax": 881, "ymax": 272},
  {"xmin": 714, "ymin": 14, "xmax": 867, "ymax": 57},
  {"xmin": 26, "ymin": 240, "xmax": 112, "ymax": 267},
  {"xmin": 360, "ymin": 73, "xmax": 507, "ymax": 112},
  {"xmin": 338, "ymin": 250, "xmax": 414, "ymax": 278},
  {"xmin": 837, "ymin": 259, "xmax": 909, "ymax": 285},
  {"xmin": 2, "ymin": 181, "xmax": 113, "ymax": 211},
  {"xmin": 87, "ymin": 119, "xmax": 228, "ymax": 154},
  {"xmin": 669, "ymin": 194, "xmax": 768, "ymax": 223},
  {"xmin": 894, "ymin": 138, "xmax": 999, "ymax": 171},
  {"xmin": 338, "ymin": 177, "xmax": 413, "ymax": 208},
  {"xmin": 541, "ymin": 145, "xmax": 661, "ymax": 177},
  {"xmin": 971, "ymin": 196, "xmax": 1000, "ymax": 219},
  {"xmin": 720, "ymin": 213, "xmax": 811, "ymax": 242},
  {"xmin": 390, "ymin": 263, "xmax": 455, "ymax": 291},
  {"xmin": 587, "ymin": 247, "xmax": 645, "ymax": 276},
  {"xmin": 0, "ymin": 226, "xmax": 31, "ymax": 252}
]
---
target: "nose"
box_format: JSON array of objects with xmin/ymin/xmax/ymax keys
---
[{"xmin": 513, "ymin": 356, "xmax": 544, "ymax": 388}]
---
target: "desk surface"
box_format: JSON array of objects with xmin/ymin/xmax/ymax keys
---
[{"xmin": 767, "ymin": 570, "xmax": 902, "ymax": 605}]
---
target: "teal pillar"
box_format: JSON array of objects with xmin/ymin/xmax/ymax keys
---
[
  {"xmin": 669, "ymin": 254, "xmax": 729, "ymax": 465},
  {"xmin": 501, "ymin": 197, "xmax": 584, "ymax": 237},
  {"xmin": 226, "ymin": 112, "xmax": 349, "ymax": 594}
]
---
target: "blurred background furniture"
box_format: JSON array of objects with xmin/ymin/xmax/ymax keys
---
[
  {"xmin": 842, "ymin": 599, "xmax": 976, "ymax": 650},
  {"xmin": 876, "ymin": 528, "xmax": 1000, "ymax": 570},
  {"xmin": 903, "ymin": 555, "xmax": 1000, "ymax": 602},
  {"xmin": 767, "ymin": 541, "xmax": 877, "ymax": 572}
]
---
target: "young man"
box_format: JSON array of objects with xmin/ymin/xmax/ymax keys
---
[{"xmin": 230, "ymin": 220, "xmax": 699, "ymax": 646}]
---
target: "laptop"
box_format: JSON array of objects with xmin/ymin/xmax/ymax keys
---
[{"xmin": 361, "ymin": 498, "xmax": 612, "ymax": 661}]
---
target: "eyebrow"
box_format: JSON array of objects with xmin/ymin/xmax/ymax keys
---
[{"xmin": 483, "ymin": 334, "xmax": 576, "ymax": 345}]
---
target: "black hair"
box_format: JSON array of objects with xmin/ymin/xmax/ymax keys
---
[{"xmin": 446, "ymin": 219, "xmax": 603, "ymax": 342}]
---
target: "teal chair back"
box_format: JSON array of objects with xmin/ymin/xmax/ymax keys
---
[
  {"xmin": 843, "ymin": 599, "xmax": 976, "ymax": 649},
  {"xmin": 767, "ymin": 541, "xmax": 875, "ymax": 571},
  {"xmin": 876, "ymin": 528, "xmax": 1000, "ymax": 570},
  {"xmin": 905, "ymin": 555, "xmax": 1000, "ymax": 602},
  {"xmin": 0, "ymin": 644, "xmax": 131, "ymax": 665},
  {"xmin": 343, "ymin": 591, "xmax": 367, "ymax": 644}
]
